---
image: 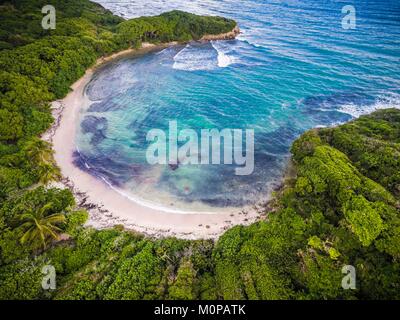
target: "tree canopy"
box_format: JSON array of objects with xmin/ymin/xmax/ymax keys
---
[{"xmin": 0, "ymin": 0, "xmax": 398, "ymax": 300}]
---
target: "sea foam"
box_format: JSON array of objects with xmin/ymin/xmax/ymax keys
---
[
  {"xmin": 338, "ymin": 93, "xmax": 400, "ymax": 118},
  {"xmin": 211, "ymin": 41, "xmax": 235, "ymax": 68},
  {"xmin": 172, "ymin": 44, "xmax": 218, "ymax": 71},
  {"xmin": 172, "ymin": 42, "xmax": 236, "ymax": 71}
]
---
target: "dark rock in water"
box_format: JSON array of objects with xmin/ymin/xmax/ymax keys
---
[
  {"xmin": 197, "ymin": 196, "xmax": 250, "ymax": 208},
  {"xmin": 169, "ymin": 162, "xmax": 179, "ymax": 171},
  {"xmin": 81, "ymin": 116, "xmax": 108, "ymax": 144},
  {"xmin": 73, "ymin": 151, "xmax": 144, "ymax": 187}
]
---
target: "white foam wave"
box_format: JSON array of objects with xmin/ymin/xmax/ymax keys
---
[
  {"xmin": 172, "ymin": 42, "xmax": 236, "ymax": 71},
  {"xmin": 172, "ymin": 44, "xmax": 218, "ymax": 71},
  {"xmin": 338, "ymin": 93, "xmax": 400, "ymax": 118},
  {"xmin": 236, "ymin": 28, "xmax": 266, "ymax": 49},
  {"xmin": 211, "ymin": 41, "xmax": 235, "ymax": 68},
  {"xmin": 236, "ymin": 35, "xmax": 262, "ymax": 48}
]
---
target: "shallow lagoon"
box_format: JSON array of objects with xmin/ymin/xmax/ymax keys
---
[{"xmin": 77, "ymin": 0, "xmax": 400, "ymax": 211}]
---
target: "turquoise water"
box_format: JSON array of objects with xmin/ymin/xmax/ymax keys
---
[{"xmin": 77, "ymin": 0, "xmax": 400, "ymax": 211}]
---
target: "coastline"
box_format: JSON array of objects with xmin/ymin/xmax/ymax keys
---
[
  {"xmin": 46, "ymin": 32, "xmax": 268, "ymax": 240},
  {"xmin": 2, "ymin": 0, "xmax": 398, "ymax": 301},
  {"xmin": 200, "ymin": 26, "xmax": 241, "ymax": 41}
]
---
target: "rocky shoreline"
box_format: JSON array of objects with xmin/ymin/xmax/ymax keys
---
[{"xmin": 201, "ymin": 26, "xmax": 241, "ymax": 41}]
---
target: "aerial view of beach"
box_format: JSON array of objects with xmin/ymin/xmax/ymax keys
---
[{"xmin": 0, "ymin": 0, "xmax": 399, "ymax": 310}]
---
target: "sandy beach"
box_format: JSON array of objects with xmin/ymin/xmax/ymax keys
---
[{"xmin": 46, "ymin": 39, "xmax": 265, "ymax": 240}]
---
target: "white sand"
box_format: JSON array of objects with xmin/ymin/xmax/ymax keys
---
[{"xmin": 48, "ymin": 42, "xmax": 265, "ymax": 240}]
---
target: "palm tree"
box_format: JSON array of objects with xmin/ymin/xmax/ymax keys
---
[
  {"xmin": 23, "ymin": 138, "xmax": 61, "ymax": 184},
  {"xmin": 23, "ymin": 138, "xmax": 53, "ymax": 164},
  {"xmin": 18, "ymin": 203, "xmax": 66, "ymax": 249},
  {"xmin": 37, "ymin": 163, "xmax": 61, "ymax": 185}
]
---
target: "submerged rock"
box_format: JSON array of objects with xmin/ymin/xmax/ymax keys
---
[
  {"xmin": 81, "ymin": 115, "xmax": 108, "ymax": 144},
  {"xmin": 169, "ymin": 162, "xmax": 179, "ymax": 171}
]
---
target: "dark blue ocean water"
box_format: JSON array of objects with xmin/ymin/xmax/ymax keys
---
[{"xmin": 77, "ymin": 0, "xmax": 400, "ymax": 211}]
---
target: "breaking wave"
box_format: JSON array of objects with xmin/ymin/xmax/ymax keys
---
[
  {"xmin": 172, "ymin": 44, "xmax": 218, "ymax": 71},
  {"xmin": 338, "ymin": 93, "xmax": 400, "ymax": 118},
  {"xmin": 211, "ymin": 41, "xmax": 236, "ymax": 68}
]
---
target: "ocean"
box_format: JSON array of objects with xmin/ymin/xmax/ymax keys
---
[{"xmin": 76, "ymin": 0, "xmax": 400, "ymax": 212}]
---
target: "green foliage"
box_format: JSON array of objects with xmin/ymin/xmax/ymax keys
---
[
  {"xmin": 103, "ymin": 243, "xmax": 161, "ymax": 299},
  {"xmin": 0, "ymin": 109, "xmax": 24, "ymax": 141},
  {"xmin": 0, "ymin": 0, "xmax": 399, "ymax": 301},
  {"xmin": 297, "ymin": 250, "xmax": 348, "ymax": 299},
  {"xmin": 319, "ymin": 109, "xmax": 400, "ymax": 196},
  {"xmin": 0, "ymin": 257, "xmax": 46, "ymax": 300},
  {"xmin": 343, "ymin": 195, "xmax": 385, "ymax": 246},
  {"xmin": 0, "ymin": 187, "xmax": 76, "ymax": 259},
  {"xmin": 18, "ymin": 204, "xmax": 66, "ymax": 249},
  {"xmin": 168, "ymin": 258, "xmax": 197, "ymax": 300},
  {"xmin": 116, "ymin": 11, "xmax": 236, "ymax": 46},
  {"xmin": 65, "ymin": 210, "xmax": 88, "ymax": 235}
]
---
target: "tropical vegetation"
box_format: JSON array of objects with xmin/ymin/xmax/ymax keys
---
[{"xmin": 0, "ymin": 0, "xmax": 399, "ymax": 300}]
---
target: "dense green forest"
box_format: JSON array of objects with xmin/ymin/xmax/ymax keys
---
[{"xmin": 0, "ymin": 0, "xmax": 399, "ymax": 300}]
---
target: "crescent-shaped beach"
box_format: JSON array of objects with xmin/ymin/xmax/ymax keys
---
[{"xmin": 47, "ymin": 38, "xmax": 266, "ymax": 240}]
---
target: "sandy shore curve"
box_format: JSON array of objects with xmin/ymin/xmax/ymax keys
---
[{"xmin": 46, "ymin": 40, "xmax": 265, "ymax": 240}]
